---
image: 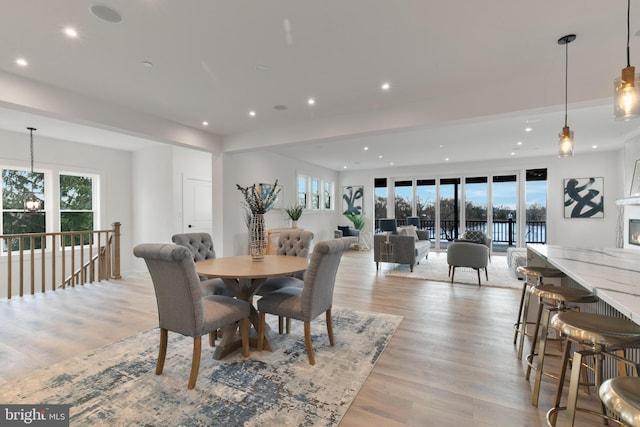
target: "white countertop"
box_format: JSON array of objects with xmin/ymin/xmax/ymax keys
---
[{"xmin": 527, "ymin": 244, "xmax": 640, "ymax": 324}]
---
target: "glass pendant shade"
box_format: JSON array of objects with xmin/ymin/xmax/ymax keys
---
[
  {"xmin": 558, "ymin": 126, "xmax": 574, "ymax": 157},
  {"xmin": 614, "ymin": 66, "xmax": 640, "ymax": 120},
  {"xmin": 24, "ymin": 192, "xmax": 41, "ymax": 212}
]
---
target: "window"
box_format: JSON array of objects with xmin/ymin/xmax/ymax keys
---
[
  {"xmin": 2, "ymin": 169, "xmax": 46, "ymax": 250},
  {"xmin": 374, "ymin": 178, "xmax": 387, "ymax": 224},
  {"xmin": 323, "ymin": 181, "xmax": 333, "ymax": 209},
  {"xmin": 525, "ymin": 168, "xmax": 547, "ymax": 243},
  {"xmin": 297, "ymin": 175, "xmax": 308, "ymax": 207},
  {"xmin": 60, "ymin": 174, "xmax": 95, "ymax": 246},
  {"xmin": 297, "ymin": 174, "xmax": 334, "ymax": 211},
  {"xmin": 394, "ymin": 180, "xmax": 413, "ymax": 221},
  {"xmin": 465, "ymin": 176, "xmax": 488, "ymax": 231},
  {"xmin": 416, "ymin": 179, "xmax": 435, "ymax": 232},
  {"xmin": 492, "ymin": 174, "xmax": 518, "ymax": 246}
]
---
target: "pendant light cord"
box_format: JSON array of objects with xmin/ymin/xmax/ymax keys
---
[
  {"xmin": 628, "ymin": 0, "xmax": 632, "ymax": 68},
  {"xmin": 28, "ymin": 127, "xmax": 35, "ymax": 174},
  {"xmin": 564, "ymin": 40, "xmax": 569, "ymax": 128}
]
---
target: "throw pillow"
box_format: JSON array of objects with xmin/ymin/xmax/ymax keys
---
[
  {"xmin": 337, "ymin": 225, "xmax": 351, "ymax": 237},
  {"xmin": 462, "ymin": 230, "xmax": 485, "ymax": 243},
  {"xmin": 404, "ymin": 224, "xmax": 419, "ymax": 241}
]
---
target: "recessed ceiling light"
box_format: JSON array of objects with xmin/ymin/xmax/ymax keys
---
[
  {"xmin": 389, "ymin": 162, "xmax": 394, "ymax": 166},
  {"xmin": 592, "ymin": 144, "xmax": 598, "ymax": 149},
  {"xmin": 142, "ymin": 61, "xmax": 153, "ymax": 68},
  {"xmin": 89, "ymin": 4, "xmax": 123, "ymax": 23},
  {"xmin": 511, "ymin": 152, "xmax": 516, "ymax": 156},
  {"xmin": 517, "ymin": 141, "xmax": 523, "ymax": 145},
  {"xmin": 202, "ymin": 121, "xmax": 208, "ymax": 126},
  {"xmin": 524, "ymin": 127, "xmax": 533, "ymax": 132},
  {"xmin": 381, "ymin": 82, "xmax": 391, "ymax": 91},
  {"xmin": 439, "ymin": 144, "xmax": 444, "ymax": 148},
  {"xmin": 378, "ymin": 155, "xmax": 383, "ymax": 159},
  {"xmin": 307, "ymin": 98, "xmax": 315, "ymax": 106},
  {"xmin": 249, "ymin": 110, "xmax": 256, "ymax": 117},
  {"xmin": 63, "ymin": 27, "xmax": 78, "ymax": 38},
  {"xmin": 445, "ymin": 157, "xmax": 450, "ymax": 161},
  {"xmin": 15, "ymin": 58, "xmax": 28, "ymax": 67},
  {"xmin": 364, "ymin": 146, "xmax": 368, "ymax": 151},
  {"xmin": 343, "ymin": 165, "xmax": 347, "ymax": 169}
]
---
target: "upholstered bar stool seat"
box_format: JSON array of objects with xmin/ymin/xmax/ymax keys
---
[
  {"xmin": 527, "ymin": 285, "xmax": 599, "ymax": 405},
  {"xmin": 514, "ymin": 266, "xmax": 566, "ymax": 358},
  {"xmin": 543, "ymin": 312, "xmax": 640, "ymax": 426},
  {"xmin": 600, "ymin": 377, "xmax": 640, "ymax": 427}
]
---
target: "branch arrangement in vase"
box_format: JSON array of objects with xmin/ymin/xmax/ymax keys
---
[{"xmin": 236, "ymin": 180, "xmax": 281, "ymax": 214}]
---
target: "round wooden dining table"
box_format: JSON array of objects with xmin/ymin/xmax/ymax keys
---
[{"xmin": 195, "ymin": 255, "xmax": 308, "ymax": 359}]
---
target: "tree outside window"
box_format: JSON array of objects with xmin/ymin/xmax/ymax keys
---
[
  {"xmin": 60, "ymin": 174, "xmax": 94, "ymax": 246},
  {"xmin": 2, "ymin": 169, "xmax": 45, "ymax": 251}
]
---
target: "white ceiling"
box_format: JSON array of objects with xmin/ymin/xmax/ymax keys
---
[{"xmin": 2, "ymin": 1, "xmax": 640, "ymax": 170}]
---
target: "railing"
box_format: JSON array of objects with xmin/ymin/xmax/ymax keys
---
[
  {"xmin": 0, "ymin": 222, "xmax": 121, "ymax": 299},
  {"xmin": 375, "ymin": 218, "xmax": 546, "ymax": 245}
]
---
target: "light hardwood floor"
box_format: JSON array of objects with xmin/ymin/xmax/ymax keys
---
[{"xmin": 0, "ymin": 250, "xmax": 607, "ymax": 426}]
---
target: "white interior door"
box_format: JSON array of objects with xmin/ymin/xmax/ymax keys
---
[{"xmin": 183, "ymin": 176, "xmax": 212, "ymax": 234}]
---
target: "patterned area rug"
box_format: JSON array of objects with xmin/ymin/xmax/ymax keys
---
[
  {"xmin": 385, "ymin": 252, "xmax": 522, "ymax": 289},
  {"xmin": 0, "ymin": 307, "xmax": 401, "ymax": 426}
]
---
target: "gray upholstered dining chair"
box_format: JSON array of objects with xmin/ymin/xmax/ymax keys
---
[
  {"xmin": 172, "ymin": 232, "xmax": 233, "ymax": 297},
  {"xmin": 446, "ymin": 241, "xmax": 489, "ymax": 286},
  {"xmin": 257, "ymin": 238, "xmax": 350, "ymax": 365},
  {"xmin": 256, "ymin": 229, "xmax": 314, "ymax": 334},
  {"xmin": 256, "ymin": 229, "xmax": 314, "ymax": 295},
  {"xmin": 133, "ymin": 243, "xmax": 250, "ymax": 389}
]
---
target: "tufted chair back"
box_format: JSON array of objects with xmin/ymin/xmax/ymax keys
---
[
  {"xmin": 276, "ymin": 230, "xmax": 314, "ymax": 258},
  {"xmin": 171, "ymin": 233, "xmax": 216, "ymax": 262}
]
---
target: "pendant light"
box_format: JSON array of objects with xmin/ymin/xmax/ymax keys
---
[
  {"xmin": 614, "ymin": 0, "xmax": 640, "ymax": 120},
  {"xmin": 23, "ymin": 127, "xmax": 41, "ymax": 212},
  {"xmin": 558, "ymin": 34, "xmax": 576, "ymax": 157}
]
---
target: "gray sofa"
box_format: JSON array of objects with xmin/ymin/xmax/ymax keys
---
[{"xmin": 374, "ymin": 228, "xmax": 431, "ymax": 272}]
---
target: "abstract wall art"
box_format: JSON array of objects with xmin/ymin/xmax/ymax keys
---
[{"xmin": 563, "ymin": 177, "xmax": 604, "ymax": 218}]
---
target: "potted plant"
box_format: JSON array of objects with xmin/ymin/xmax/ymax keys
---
[
  {"xmin": 344, "ymin": 212, "xmax": 366, "ymax": 249},
  {"xmin": 285, "ymin": 204, "xmax": 304, "ymax": 228}
]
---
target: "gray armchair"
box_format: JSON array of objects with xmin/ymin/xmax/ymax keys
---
[
  {"xmin": 171, "ymin": 232, "xmax": 233, "ymax": 297},
  {"xmin": 447, "ymin": 241, "xmax": 489, "ymax": 286},
  {"xmin": 334, "ymin": 226, "xmax": 359, "ymax": 244},
  {"xmin": 133, "ymin": 243, "xmax": 250, "ymax": 389},
  {"xmin": 459, "ymin": 229, "xmax": 492, "ymax": 261},
  {"xmin": 257, "ymin": 238, "xmax": 350, "ymax": 365}
]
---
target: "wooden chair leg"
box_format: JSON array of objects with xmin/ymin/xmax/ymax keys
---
[
  {"xmin": 209, "ymin": 330, "xmax": 216, "ymax": 347},
  {"xmin": 304, "ymin": 321, "xmax": 315, "ymax": 365},
  {"xmin": 326, "ymin": 309, "xmax": 335, "ymax": 346},
  {"xmin": 240, "ymin": 317, "xmax": 249, "ymax": 357},
  {"xmin": 156, "ymin": 328, "xmax": 168, "ymax": 375},
  {"xmin": 258, "ymin": 312, "xmax": 266, "ymax": 351},
  {"xmin": 286, "ymin": 317, "xmax": 291, "ymax": 334},
  {"xmin": 188, "ymin": 336, "xmax": 202, "ymax": 389},
  {"xmin": 278, "ymin": 316, "xmax": 284, "ymax": 334}
]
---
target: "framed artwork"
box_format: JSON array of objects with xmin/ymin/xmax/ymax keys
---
[
  {"xmin": 258, "ymin": 182, "xmax": 282, "ymax": 209},
  {"xmin": 563, "ymin": 177, "xmax": 604, "ymax": 218},
  {"xmin": 342, "ymin": 185, "xmax": 363, "ymax": 215},
  {"xmin": 630, "ymin": 159, "xmax": 640, "ymax": 197}
]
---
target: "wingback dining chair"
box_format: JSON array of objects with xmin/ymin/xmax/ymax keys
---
[
  {"xmin": 256, "ymin": 238, "xmax": 350, "ymax": 365},
  {"xmin": 171, "ymin": 233, "xmax": 233, "ymax": 297},
  {"xmin": 446, "ymin": 241, "xmax": 489, "ymax": 286},
  {"xmin": 256, "ymin": 229, "xmax": 314, "ymax": 334},
  {"xmin": 133, "ymin": 243, "xmax": 250, "ymax": 389}
]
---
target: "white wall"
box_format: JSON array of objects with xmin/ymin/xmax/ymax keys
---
[
  {"xmin": 220, "ymin": 151, "xmax": 338, "ymax": 256},
  {"xmin": 338, "ymin": 149, "xmax": 622, "ymax": 249}
]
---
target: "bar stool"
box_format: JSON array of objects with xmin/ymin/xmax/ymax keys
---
[
  {"xmin": 542, "ymin": 311, "xmax": 640, "ymax": 426},
  {"xmin": 599, "ymin": 377, "xmax": 640, "ymax": 426},
  {"xmin": 527, "ymin": 285, "xmax": 599, "ymax": 406},
  {"xmin": 514, "ymin": 265, "xmax": 566, "ymax": 359}
]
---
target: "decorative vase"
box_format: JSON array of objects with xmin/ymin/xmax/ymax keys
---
[
  {"xmin": 291, "ymin": 220, "xmax": 298, "ymax": 229},
  {"xmin": 250, "ymin": 213, "xmax": 266, "ymax": 261}
]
